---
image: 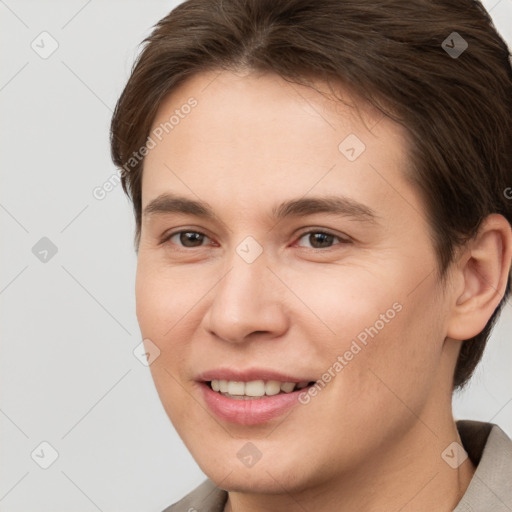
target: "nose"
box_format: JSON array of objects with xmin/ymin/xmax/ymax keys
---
[{"xmin": 202, "ymin": 251, "xmax": 289, "ymax": 344}]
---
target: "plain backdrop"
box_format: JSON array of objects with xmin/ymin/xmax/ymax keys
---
[{"xmin": 1, "ymin": 1, "xmax": 511, "ymax": 511}]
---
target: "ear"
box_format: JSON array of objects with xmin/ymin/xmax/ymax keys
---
[{"xmin": 446, "ymin": 214, "xmax": 512, "ymax": 341}]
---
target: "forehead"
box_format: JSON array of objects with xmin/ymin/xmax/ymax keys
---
[{"xmin": 141, "ymin": 69, "xmax": 415, "ymax": 222}]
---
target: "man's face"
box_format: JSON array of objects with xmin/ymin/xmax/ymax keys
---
[{"xmin": 136, "ymin": 70, "xmax": 456, "ymax": 492}]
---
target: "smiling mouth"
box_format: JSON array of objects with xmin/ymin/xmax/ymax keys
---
[{"xmin": 207, "ymin": 379, "xmax": 316, "ymax": 400}]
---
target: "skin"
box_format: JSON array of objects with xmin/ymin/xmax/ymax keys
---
[{"xmin": 135, "ymin": 69, "xmax": 512, "ymax": 512}]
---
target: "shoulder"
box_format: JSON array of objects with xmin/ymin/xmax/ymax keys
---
[
  {"xmin": 161, "ymin": 478, "xmax": 228, "ymax": 512},
  {"xmin": 455, "ymin": 420, "xmax": 512, "ymax": 511}
]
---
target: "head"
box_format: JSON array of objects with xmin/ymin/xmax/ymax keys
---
[{"xmin": 110, "ymin": 0, "xmax": 512, "ymax": 495}]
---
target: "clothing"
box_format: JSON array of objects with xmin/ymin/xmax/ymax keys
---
[{"xmin": 162, "ymin": 420, "xmax": 512, "ymax": 512}]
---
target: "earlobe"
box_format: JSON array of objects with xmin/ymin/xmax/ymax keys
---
[{"xmin": 447, "ymin": 214, "xmax": 512, "ymax": 341}]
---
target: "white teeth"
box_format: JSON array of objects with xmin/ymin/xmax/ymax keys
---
[
  {"xmin": 265, "ymin": 380, "xmax": 282, "ymax": 396},
  {"xmin": 227, "ymin": 381, "xmax": 245, "ymax": 395},
  {"xmin": 245, "ymin": 380, "xmax": 266, "ymax": 396},
  {"xmin": 280, "ymin": 382, "xmax": 296, "ymax": 393},
  {"xmin": 209, "ymin": 379, "xmax": 307, "ymax": 397}
]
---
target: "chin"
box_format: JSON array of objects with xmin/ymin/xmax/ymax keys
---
[
  {"xmin": 209, "ymin": 467, "xmax": 307, "ymax": 494},
  {"xmin": 191, "ymin": 443, "xmax": 318, "ymax": 495}
]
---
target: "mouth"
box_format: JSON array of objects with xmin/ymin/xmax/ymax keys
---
[
  {"xmin": 196, "ymin": 368, "xmax": 319, "ymax": 424},
  {"xmin": 197, "ymin": 374, "xmax": 318, "ymax": 425},
  {"xmin": 207, "ymin": 379, "xmax": 316, "ymax": 400}
]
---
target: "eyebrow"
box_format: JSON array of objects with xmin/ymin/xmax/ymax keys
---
[{"xmin": 143, "ymin": 192, "xmax": 378, "ymax": 224}]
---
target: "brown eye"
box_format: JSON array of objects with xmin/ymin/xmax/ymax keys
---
[
  {"xmin": 296, "ymin": 231, "xmax": 347, "ymax": 249},
  {"xmin": 168, "ymin": 231, "xmax": 210, "ymax": 247}
]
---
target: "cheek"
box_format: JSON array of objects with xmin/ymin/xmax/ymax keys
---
[
  {"xmin": 293, "ymin": 264, "xmax": 446, "ymax": 405},
  {"xmin": 135, "ymin": 258, "xmax": 208, "ymax": 338},
  {"xmin": 134, "ymin": 261, "xmax": 201, "ymax": 402},
  {"xmin": 284, "ymin": 264, "xmax": 405, "ymax": 350},
  {"xmin": 332, "ymin": 280, "xmax": 446, "ymax": 423}
]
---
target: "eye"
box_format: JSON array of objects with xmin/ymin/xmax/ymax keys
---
[
  {"xmin": 164, "ymin": 230, "xmax": 213, "ymax": 248},
  {"xmin": 295, "ymin": 230, "xmax": 349, "ymax": 249}
]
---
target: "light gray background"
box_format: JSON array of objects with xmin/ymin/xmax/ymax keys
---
[{"xmin": 1, "ymin": 1, "xmax": 511, "ymax": 511}]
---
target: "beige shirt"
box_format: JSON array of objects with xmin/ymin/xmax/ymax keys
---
[{"xmin": 163, "ymin": 420, "xmax": 512, "ymax": 512}]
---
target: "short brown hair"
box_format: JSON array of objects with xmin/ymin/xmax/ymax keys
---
[{"xmin": 110, "ymin": 0, "xmax": 512, "ymax": 389}]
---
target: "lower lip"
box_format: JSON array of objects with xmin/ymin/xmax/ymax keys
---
[{"xmin": 199, "ymin": 382, "xmax": 309, "ymax": 425}]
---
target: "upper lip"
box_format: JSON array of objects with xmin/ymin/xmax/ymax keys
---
[{"xmin": 196, "ymin": 367, "xmax": 316, "ymax": 383}]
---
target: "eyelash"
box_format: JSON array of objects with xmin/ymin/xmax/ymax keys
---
[
  {"xmin": 160, "ymin": 229, "xmax": 351, "ymax": 250},
  {"xmin": 295, "ymin": 230, "xmax": 351, "ymax": 249}
]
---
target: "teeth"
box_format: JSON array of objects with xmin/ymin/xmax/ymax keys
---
[
  {"xmin": 280, "ymin": 382, "xmax": 296, "ymax": 393},
  {"xmin": 245, "ymin": 380, "xmax": 266, "ymax": 396},
  {"xmin": 227, "ymin": 381, "xmax": 245, "ymax": 395},
  {"xmin": 265, "ymin": 380, "xmax": 282, "ymax": 396},
  {"xmin": 209, "ymin": 379, "xmax": 310, "ymax": 397}
]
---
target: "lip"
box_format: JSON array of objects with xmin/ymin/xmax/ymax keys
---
[
  {"xmin": 198, "ymin": 381, "xmax": 313, "ymax": 425},
  {"xmin": 196, "ymin": 367, "xmax": 315, "ymax": 383},
  {"xmin": 196, "ymin": 367, "xmax": 317, "ymax": 426}
]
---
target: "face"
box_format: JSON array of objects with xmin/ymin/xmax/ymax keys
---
[{"xmin": 136, "ymin": 70, "xmax": 457, "ymax": 493}]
